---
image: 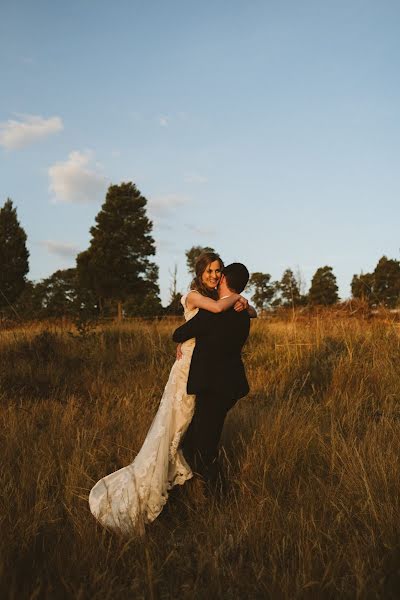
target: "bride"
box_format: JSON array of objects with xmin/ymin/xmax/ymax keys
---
[{"xmin": 89, "ymin": 251, "xmax": 252, "ymax": 535}]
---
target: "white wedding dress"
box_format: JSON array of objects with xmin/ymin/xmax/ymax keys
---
[{"xmin": 89, "ymin": 293, "xmax": 198, "ymax": 535}]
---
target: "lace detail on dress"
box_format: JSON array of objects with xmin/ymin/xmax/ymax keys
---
[{"xmin": 88, "ymin": 292, "xmax": 199, "ymax": 536}]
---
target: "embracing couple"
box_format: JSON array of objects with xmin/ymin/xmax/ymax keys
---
[{"xmin": 89, "ymin": 252, "xmax": 255, "ymax": 535}]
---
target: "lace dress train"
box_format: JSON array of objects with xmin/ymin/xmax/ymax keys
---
[{"xmin": 88, "ymin": 295, "xmax": 197, "ymax": 535}]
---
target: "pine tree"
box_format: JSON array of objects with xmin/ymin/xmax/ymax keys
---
[
  {"xmin": 309, "ymin": 266, "xmax": 339, "ymax": 305},
  {"xmin": 373, "ymin": 256, "xmax": 400, "ymax": 308},
  {"xmin": 279, "ymin": 268, "xmax": 302, "ymax": 307},
  {"xmin": 351, "ymin": 272, "xmax": 374, "ymax": 304},
  {"xmin": 123, "ymin": 264, "xmax": 163, "ymax": 317},
  {"xmin": 76, "ymin": 182, "xmax": 159, "ymax": 319},
  {"xmin": 0, "ymin": 198, "xmax": 29, "ymax": 310}
]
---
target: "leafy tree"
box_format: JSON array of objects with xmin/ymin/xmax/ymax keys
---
[
  {"xmin": 185, "ymin": 246, "xmax": 215, "ymax": 276},
  {"xmin": 16, "ymin": 269, "xmax": 93, "ymax": 320},
  {"xmin": 164, "ymin": 263, "xmax": 183, "ymax": 315},
  {"xmin": 373, "ymin": 256, "xmax": 400, "ymax": 308},
  {"xmin": 0, "ymin": 199, "xmax": 29, "ymax": 310},
  {"xmin": 164, "ymin": 293, "xmax": 183, "ymax": 316},
  {"xmin": 279, "ymin": 268, "xmax": 302, "ymax": 307},
  {"xmin": 169, "ymin": 264, "xmax": 178, "ymax": 299},
  {"xmin": 309, "ymin": 266, "xmax": 339, "ymax": 305},
  {"xmin": 38, "ymin": 268, "xmax": 82, "ymax": 317},
  {"xmin": 41, "ymin": 269, "xmax": 76, "ymax": 317},
  {"xmin": 76, "ymin": 182, "xmax": 159, "ymax": 319},
  {"xmin": 124, "ymin": 291, "xmax": 163, "ymax": 317},
  {"xmin": 248, "ymin": 272, "xmax": 276, "ymax": 312},
  {"xmin": 351, "ymin": 272, "xmax": 374, "ymax": 304},
  {"xmin": 12, "ymin": 280, "xmax": 44, "ymax": 319}
]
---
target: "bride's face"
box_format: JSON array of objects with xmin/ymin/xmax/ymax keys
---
[{"xmin": 201, "ymin": 260, "xmax": 222, "ymax": 290}]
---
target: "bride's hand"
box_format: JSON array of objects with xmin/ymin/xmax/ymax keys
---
[
  {"xmin": 176, "ymin": 343, "xmax": 183, "ymax": 360},
  {"xmin": 234, "ymin": 296, "xmax": 249, "ymax": 312}
]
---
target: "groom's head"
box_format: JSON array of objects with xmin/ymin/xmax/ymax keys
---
[{"xmin": 220, "ymin": 263, "xmax": 249, "ymax": 294}]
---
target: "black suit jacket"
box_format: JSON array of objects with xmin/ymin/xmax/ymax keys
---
[{"xmin": 172, "ymin": 308, "xmax": 250, "ymax": 401}]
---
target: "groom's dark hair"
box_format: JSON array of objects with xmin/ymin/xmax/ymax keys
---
[{"xmin": 223, "ymin": 263, "xmax": 249, "ymax": 293}]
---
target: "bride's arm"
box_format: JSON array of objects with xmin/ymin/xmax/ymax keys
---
[{"xmin": 186, "ymin": 290, "xmax": 242, "ymax": 313}]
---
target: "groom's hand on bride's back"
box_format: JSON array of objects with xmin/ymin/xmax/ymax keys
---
[{"xmin": 176, "ymin": 343, "xmax": 183, "ymax": 361}]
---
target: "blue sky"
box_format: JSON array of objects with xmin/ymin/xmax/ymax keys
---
[{"xmin": 1, "ymin": 0, "xmax": 399, "ymax": 304}]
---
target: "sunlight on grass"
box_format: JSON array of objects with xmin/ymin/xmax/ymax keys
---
[{"xmin": 1, "ymin": 315, "xmax": 400, "ymax": 598}]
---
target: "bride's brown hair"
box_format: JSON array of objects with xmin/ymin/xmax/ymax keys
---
[{"xmin": 190, "ymin": 251, "xmax": 224, "ymax": 299}]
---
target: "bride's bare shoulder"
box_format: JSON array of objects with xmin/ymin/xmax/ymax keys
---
[{"xmin": 184, "ymin": 289, "xmax": 200, "ymax": 310}]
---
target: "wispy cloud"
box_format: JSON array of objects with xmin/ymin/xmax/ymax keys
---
[
  {"xmin": 155, "ymin": 222, "xmax": 174, "ymax": 231},
  {"xmin": 184, "ymin": 172, "xmax": 208, "ymax": 184},
  {"xmin": 185, "ymin": 224, "xmax": 216, "ymax": 236},
  {"xmin": 0, "ymin": 114, "xmax": 63, "ymax": 149},
  {"xmin": 48, "ymin": 150, "xmax": 108, "ymax": 204},
  {"xmin": 159, "ymin": 115, "xmax": 169, "ymax": 127},
  {"xmin": 148, "ymin": 193, "xmax": 189, "ymax": 218},
  {"xmin": 156, "ymin": 239, "xmax": 177, "ymax": 252},
  {"xmin": 40, "ymin": 240, "xmax": 80, "ymax": 258}
]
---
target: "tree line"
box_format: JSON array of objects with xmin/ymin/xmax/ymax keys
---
[
  {"xmin": 246, "ymin": 257, "xmax": 400, "ymax": 312},
  {"xmin": 1, "ymin": 182, "xmax": 399, "ymax": 321}
]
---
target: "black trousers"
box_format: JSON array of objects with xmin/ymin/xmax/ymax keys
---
[{"xmin": 182, "ymin": 392, "xmax": 237, "ymax": 481}]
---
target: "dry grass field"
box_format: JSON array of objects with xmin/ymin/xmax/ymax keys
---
[{"xmin": 1, "ymin": 314, "xmax": 400, "ymax": 599}]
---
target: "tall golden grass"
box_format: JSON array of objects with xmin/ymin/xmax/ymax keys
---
[{"xmin": 1, "ymin": 315, "xmax": 400, "ymax": 599}]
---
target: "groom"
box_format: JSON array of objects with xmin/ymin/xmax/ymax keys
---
[{"xmin": 173, "ymin": 263, "xmax": 251, "ymax": 482}]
